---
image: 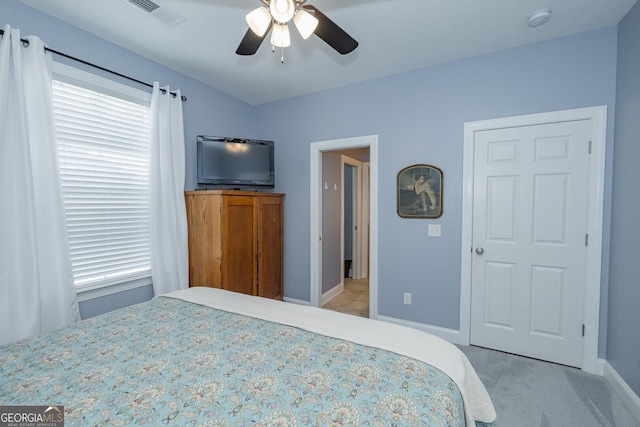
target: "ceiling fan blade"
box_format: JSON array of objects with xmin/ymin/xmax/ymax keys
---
[
  {"xmin": 303, "ymin": 5, "xmax": 358, "ymax": 54},
  {"xmin": 236, "ymin": 23, "xmax": 272, "ymax": 55}
]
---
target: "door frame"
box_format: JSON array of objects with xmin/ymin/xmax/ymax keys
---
[
  {"xmin": 360, "ymin": 162, "xmax": 371, "ymax": 278},
  {"xmin": 310, "ymin": 135, "xmax": 378, "ymax": 319},
  {"xmin": 460, "ymin": 106, "xmax": 607, "ymax": 374},
  {"xmin": 342, "ymin": 155, "xmax": 362, "ymax": 280}
]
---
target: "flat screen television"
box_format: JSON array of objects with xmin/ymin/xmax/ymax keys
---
[{"xmin": 197, "ymin": 135, "xmax": 274, "ymax": 189}]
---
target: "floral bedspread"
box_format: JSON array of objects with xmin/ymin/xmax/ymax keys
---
[{"xmin": 1, "ymin": 296, "xmax": 470, "ymax": 426}]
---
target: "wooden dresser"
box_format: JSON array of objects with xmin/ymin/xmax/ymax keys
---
[{"xmin": 185, "ymin": 190, "xmax": 284, "ymax": 300}]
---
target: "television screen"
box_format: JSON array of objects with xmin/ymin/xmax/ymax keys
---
[{"xmin": 197, "ymin": 136, "xmax": 274, "ymax": 188}]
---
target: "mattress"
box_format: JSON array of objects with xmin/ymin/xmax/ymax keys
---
[{"xmin": 0, "ymin": 287, "xmax": 496, "ymax": 426}]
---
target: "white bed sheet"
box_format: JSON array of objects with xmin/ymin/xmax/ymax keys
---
[{"xmin": 164, "ymin": 287, "xmax": 497, "ymax": 426}]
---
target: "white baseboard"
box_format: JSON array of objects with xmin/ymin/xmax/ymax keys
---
[
  {"xmin": 321, "ymin": 282, "xmax": 344, "ymax": 305},
  {"xmin": 376, "ymin": 315, "xmax": 461, "ymax": 344},
  {"xmin": 592, "ymin": 358, "xmax": 606, "ymax": 376},
  {"xmin": 603, "ymin": 361, "xmax": 640, "ymax": 423},
  {"xmin": 283, "ymin": 297, "xmax": 311, "ymax": 306}
]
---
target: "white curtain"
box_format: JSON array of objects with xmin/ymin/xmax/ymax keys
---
[
  {"xmin": 149, "ymin": 82, "xmax": 189, "ymax": 295},
  {"xmin": 0, "ymin": 26, "xmax": 80, "ymax": 345}
]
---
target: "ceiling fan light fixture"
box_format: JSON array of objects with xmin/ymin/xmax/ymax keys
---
[
  {"xmin": 293, "ymin": 8, "xmax": 318, "ymax": 39},
  {"xmin": 236, "ymin": 1, "xmax": 358, "ymax": 58},
  {"xmin": 270, "ymin": 0, "xmax": 296, "ymax": 23},
  {"xmin": 271, "ymin": 23, "xmax": 291, "ymax": 48},
  {"xmin": 246, "ymin": 6, "xmax": 271, "ymax": 36}
]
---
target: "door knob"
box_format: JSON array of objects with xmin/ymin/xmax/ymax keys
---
[{"xmin": 475, "ymin": 247, "xmax": 484, "ymax": 255}]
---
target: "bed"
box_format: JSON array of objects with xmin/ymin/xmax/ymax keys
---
[{"xmin": 0, "ymin": 287, "xmax": 496, "ymax": 426}]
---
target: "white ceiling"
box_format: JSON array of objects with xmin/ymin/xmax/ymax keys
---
[{"xmin": 18, "ymin": 0, "xmax": 637, "ymax": 105}]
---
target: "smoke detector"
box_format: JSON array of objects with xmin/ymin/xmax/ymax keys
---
[{"xmin": 528, "ymin": 8, "xmax": 552, "ymax": 28}]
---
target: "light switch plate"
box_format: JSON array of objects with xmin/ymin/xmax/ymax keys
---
[
  {"xmin": 428, "ymin": 224, "xmax": 442, "ymax": 237},
  {"xmin": 403, "ymin": 293, "xmax": 412, "ymax": 305}
]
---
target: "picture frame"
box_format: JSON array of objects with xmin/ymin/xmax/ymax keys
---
[{"xmin": 397, "ymin": 164, "xmax": 443, "ymax": 218}]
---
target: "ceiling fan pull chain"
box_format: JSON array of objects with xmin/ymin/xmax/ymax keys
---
[{"xmin": 281, "ymin": 45, "xmax": 285, "ymax": 63}]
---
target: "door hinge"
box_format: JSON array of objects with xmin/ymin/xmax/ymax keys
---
[
  {"xmin": 588, "ymin": 140, "xmax": 592, "ymax": 154},
  {"xmin": 582, "ymin": 324, "xmax": 585, "ymax": 337},
  {"xmin": 585, "ymin": 233, "xmax": 589, "ymax": 246}
]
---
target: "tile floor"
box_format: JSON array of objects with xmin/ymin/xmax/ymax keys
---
[{"xmin": 322, "ymin": 278, "xmax": 369, "ymax": 318}]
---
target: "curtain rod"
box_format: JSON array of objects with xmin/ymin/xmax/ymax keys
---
[{"xmin": 0, "ymin": 28, "xmax": 187, "ymax": 102}]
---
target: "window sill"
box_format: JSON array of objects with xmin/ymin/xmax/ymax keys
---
[{"xmin": 76, "ymin": 276, "xmax": 152, "ymax": 302}]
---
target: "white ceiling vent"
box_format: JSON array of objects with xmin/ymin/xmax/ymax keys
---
[
  {"xmin": 129, "ymin": 0, "xmax": 159, "ymax": 13},
  {"xmin": 127, "ymin": 0, "xmax": 186, "ymax": 28}
]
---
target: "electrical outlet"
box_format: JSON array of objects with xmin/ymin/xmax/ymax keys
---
[
  {"xmin": 428, "ymin": 224, "xmax": 442, "ymax": 237},
  {"xmin": 403, "ymin": 292, "xmax": 412, "ymax": 305}
]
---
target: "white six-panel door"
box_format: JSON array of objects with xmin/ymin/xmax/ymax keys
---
[{"xmin": 470, "ymin": 120, "xmax": 591, "ymax": 367}]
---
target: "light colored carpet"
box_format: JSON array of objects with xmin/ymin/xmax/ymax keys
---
[{"xmin": 457, "ymin": 345, "xmax": 639, "ymax": 426}]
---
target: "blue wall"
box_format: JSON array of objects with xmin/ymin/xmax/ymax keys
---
[
  {"xmin": 78, "ymin": 286, "xmax": 154, "ymax": 320},
  {"xmin": 609, "ymin": 1, "xmax": 640, "ymax": 397},
  {"xmin": 256, "ymin": 28, "xmax": 617, "ymax": 356},
  {"xmin": 1, "ymin": 0, "xmax": 258, "ymax": 318}
]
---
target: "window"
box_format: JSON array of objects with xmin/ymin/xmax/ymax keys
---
[{"xmin": 51, "ymin": 63, "xmax": 152, "ymax": 295}]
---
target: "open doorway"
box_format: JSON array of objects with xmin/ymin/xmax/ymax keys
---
[
  {"xmin": 321, "ymin": 153, "xmax": 369, "ymax": 317},
  {"xmin": 309, "ymin": 135, "xmax": 378, "ymax": 319}
]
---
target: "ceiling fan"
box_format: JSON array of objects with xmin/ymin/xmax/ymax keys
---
[{"xmin": 236, "ymin": 0, "xmax": 358, "ymax": 60}]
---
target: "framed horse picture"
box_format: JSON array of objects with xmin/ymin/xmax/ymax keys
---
[{"xmin": 397, "ymin": 164, "xmax": 443, "ymax": 218}]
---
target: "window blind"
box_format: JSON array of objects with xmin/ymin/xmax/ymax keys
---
[{"xmin": 52, "ymin": 79, "xmax": 152, "ymax": 288}]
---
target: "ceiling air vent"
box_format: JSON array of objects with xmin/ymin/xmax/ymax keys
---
[
  {"xmin": 126, "ymin": 0, "xmax": 186, "ymax": 28},
  {"xmin": 129, "ymin": 0, "xmax": 159, "ymax": 13}
]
